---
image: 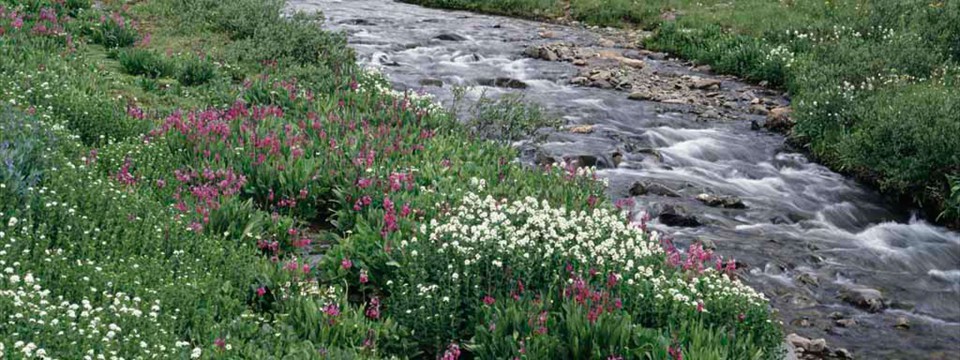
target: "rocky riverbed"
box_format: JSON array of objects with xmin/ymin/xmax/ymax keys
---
[{"xmin": 291, "ymin": 0, "xmax": 960, "ymax": 358}]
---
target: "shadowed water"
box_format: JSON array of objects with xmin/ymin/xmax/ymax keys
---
[{"xmin": 290, "ymin": 0, "xmax": 960, "ymax": 357}]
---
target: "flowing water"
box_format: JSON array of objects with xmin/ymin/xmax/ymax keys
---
[{"xmin": 290, "ymin": 0, "xmax": 960, "ymax": 357}]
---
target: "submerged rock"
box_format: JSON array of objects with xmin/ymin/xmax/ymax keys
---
[
  {"xmin": 435, "ymin": 33, "xmax": 467, "ymax": 41},
  {"xmin": 630, "ymin": 181, "xmax": 680, "ymax": 197},
  {"xmin": 696, "ymin": 193, "xmax": 746, "ymax": 209},
  {"xmin": 478, "ymin": 77, "xmax": 528, "ymax": 89},
  {"xmin": 839, "ymin": 285, "xmax": 886, "ymax": 313},
  {"xmin": 419, "ymin": 78, "xmax": 443, "ymax": 87}
]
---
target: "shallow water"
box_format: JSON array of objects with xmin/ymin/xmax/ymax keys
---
[{"xmin": 290, "ymin": 0, "xmax": 960, "ymax": 357}]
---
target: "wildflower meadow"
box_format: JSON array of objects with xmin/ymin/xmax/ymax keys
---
[{"xmin": 0, "ymin": 0, "xmax": 782, "ymax": 358}]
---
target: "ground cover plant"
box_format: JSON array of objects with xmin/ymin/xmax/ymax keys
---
[
  {"xmin": 0, "ymin": 0, "xmax": 781, "ymax": 358},
  {"xmin": 402, "ymin": 0, "xmax": 960, "ymax": 227}
]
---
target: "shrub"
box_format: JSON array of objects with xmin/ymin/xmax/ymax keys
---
[
  {"xmin": 118, "ymin": 49, "xmax": 175, "ymax": 78},
  {"xmin": 177, "ymin": 55, "xmax": 217, "ymax": 86},
  {"xmin": 88, "ymin": 12, "xmax": 140, "ymax": 48}
]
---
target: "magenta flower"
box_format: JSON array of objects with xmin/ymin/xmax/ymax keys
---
[
  {"xmin": 341, "ymin": 258, "xmax": 352, "ymax": 270},
  {"xmin": 256, "ymin": 286, "xmax": 266, "ymax": 297},
  {"xmin": 359, "ymin": 269, "xmax": 369, "ymax": 284},
  {"xmin": 440, "ymin": 343, "xmax": 461, "ymax": 360},
  {"xmin": 214, "ymin": 338, "xmax": 225, "ymax": 350},
  {"xmin": 323, "ymin": 303, "xmax": 340, "ymax": 317},
  {"xmin": 365, "ymin": 297, "xmax": 381, "ymax": 320},
  {"xmin": 482, "ymin": 295, "xmax": 495, "ymax": 306}
]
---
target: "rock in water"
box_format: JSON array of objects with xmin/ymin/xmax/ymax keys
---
[
  {"xmin": 658, "ymin": 205, "xmax": 701, "ymax": 227},
  {"xmin": 764, "ymin": 106, "xmax": 794, "ymax": 133},
  {"xmin": 838, "ymin": 285, "xmax": 886, "ymax": 313},
  {"xmin": 435, "ymin": 33, "xmax": 467, "ymax": 41},
  {"xmin": 691, "ymin": 77, "xmax": 722, "ymax": 90},
  {"xmin": 696, "ymin": 193, "xmax": 746, "ymax": 209},
  {"xmin": 630, "ymin": 181, "xmax": 680, "ymax": 197},
  {"xmin": 477, "ymin": 77, "xmax": 528, "ymax": 89}
]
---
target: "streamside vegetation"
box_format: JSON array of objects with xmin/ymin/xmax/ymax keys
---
[
  {"xmin": 0, "ymin": 0, "xmax": 781, "ymax": 358},
  {"xmin": 403, "ymin": 0, "xmax": 960, "ymax": 227}
]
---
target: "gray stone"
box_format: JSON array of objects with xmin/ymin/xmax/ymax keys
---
[
  {"xmin": 658, "ymin": 204, "xmax": 701, "ymax": 227},
  {"xmin": 692, "ymin": 77, "xmax": 722, "ymax": 90},
  {"xmin": 696, "ymin": 193, "xmax": 746, "ymax": 209},
  {"xmin": 764, "ymin": 106, "xmax": 794, "ymax": 133},
  {"xmin": 835, "ymin": 318, "xmax": 857, "ymax": 328},
  {"xmin": 839, "ymin": 286, "xmax": 886, "ymax": 313},
  {"xmin": 895, "ymin": 316, "xmax": 910, "ymax": 329},
  {"xmin": 630, "ymin": 181, "xmax": 680, "ymax": 197},
  {"xmin": 435, "ymin": 33, "xmax": 467, "ymax": 41},
  {"xmin": 418, "ymin": 78, "xmax": 443, "ymax": 87}
]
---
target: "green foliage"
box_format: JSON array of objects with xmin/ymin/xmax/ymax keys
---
[
  {"xmin": 118, "ymin": 49, "xmax": 175, "ymax": 78},
  {"xmin": 454, "ymin": 89, "xmax": 559, "ymax": 142},
  {"xmin": 177, "ymin": 54, "xmax": 218, "ymax": 86},
  {"xmin": 0, "ymin": 0, "xmax": 784, "ymax": 358}
]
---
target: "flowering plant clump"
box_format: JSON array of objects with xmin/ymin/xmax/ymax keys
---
[{"xmin": 0, "ymin": 0, "xmax": 783, "ymax": 358}]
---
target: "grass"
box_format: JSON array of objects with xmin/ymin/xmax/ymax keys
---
[
  {"xmin": 403, "ymin": 0, "xmax": 960, "ymax": 227},
  {"xmin": 0, "ymin": 0, "xmax": 781, "ymax": 358}
]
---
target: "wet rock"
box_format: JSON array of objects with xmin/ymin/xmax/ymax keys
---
[
  {"xmin": 435, "ymin": 33, "xmax": 467, "ymax": 41},
  {"xmin": 764, "ymin": 106, "xmax": 794, "ymax": 133},
  {"xmin": 566, "ymin": 155, "xmax": 612, "ymax": 169},
  {"xmin": 751, "ymin": 120, "xmax": 763, "ymax": 131},
  {"xmin": 691, "ymin": 77, "xmax": 722, "ymax": 90},
  {"xmin": 895, "ymin": 316, "xmax": 910, "ymax": 329},
  {"xmin": 628, "ymin": 90, "xmax": 658, "ymax": 101},
  {"xmin": 749, "ymin": 104, "xmax": 770, "ymax": 115},
  {"xmin": 539, "ymin": 30, "xmax": 556, "ymax": 38},
  {"xmin": 541, "ymin": 48, "xmax": 559, "ymax": 61},
  {"xmin": 791, "ymin": 318, "xmax": 813, "ymax": 327},
  {"xmin": 524, "ymin": 45, "xmax": 541, "ymax": 58},
  {"xmin": 839, "ymin": 286, "xmax": 886, "ymax": 313},
  {"xmin": 630, "ymin": 181, "xmax": 680, "ymax": 197},
  {"xmin": 835, "ymin": 318, "xmax": 858, "ymax": 328},
  {"xmin": 573, "ymin": 59, "xmax": 587, "ymax": 66},
  {"xmin": 622, "ymin": 49, "xmax": 647, "ymax": 60},
  {"xmin": 571, "ymin": 76, "xmax": 589, "ymax": 85},
  {"xmin": 833, "ymin": 348, "xmax": 853, "ymax": 359},
  {"xmin": 636, "ymin": 148, "xmax": 663, "ymax": 161},
  {"xmin": 699, "ymin": 108, "xmax": 721, "ymax": 119},
  {"xmin": 658, "ymin": 205, "xmax": 701, "ymax": 227},
  {"xmin": 419, "ymin": 78, "xmax": 443, "ymax": 87},
  {"xmin": 611, "ymin": 152, "xmax": 623, "ymax": 167},
  {"xmin": 592, "ymin": 79, "xmax": 613, "ymax": 89},
  {"xmin": 787, "ymin": 333, "xmax": 828, "ymax": 355},
  {"xmin": 795, "ymin": 272, "xmax": 820, "ymax": 287},
  {"xmin": 828, "ymin": 311, "xmax": 846, "ymax": 320},
  {"xmin": 534, "ymin": 151, "xmax": 556, "ymax": 167},
  {"xmin": 619, "ymin": 57, "xmax": 646, "ymax": 69},
  {"xmin": 339, "ymin": 18, "xmax": 376, "ymax": 26},
  {"xmin": 696, "ymin": 193, "xmax": 746, "ymax": 209},
  {"xmin": 598, "ymin": 38, "xmax": 615, "ymax": 47},
  {"xmin": 787, "ymin": 293, "xmax": 819, "ymax": 308},
  {"xmin": 569, "ymin": 125, "xmax": 594, "ymax": 134},
  {"xmin": 478, "ymin": 77, "xmax": 528, "ymax": 89}
]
